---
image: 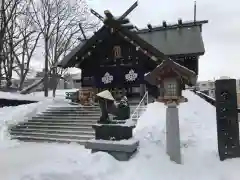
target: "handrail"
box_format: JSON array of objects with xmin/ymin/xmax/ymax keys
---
[
  {"xmin": 130, "ymin": 91, "xmax": 148, "ymax": 121},
  {"xmin": 192, "ymin": 90, "xmax": 240, "ymax": 113}
]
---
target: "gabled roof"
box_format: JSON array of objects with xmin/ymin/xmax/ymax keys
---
[
  {"xmin": 138, "ymin": 26, "xmax": 204, "ymax": 56},
  {"xmin": 58, "ymin": 27, "xmax": 108, "ymax": 68},
  {"xmin": 58, "ymin": 20, "xmax": 208, "ymax": 69},
  {"xmin": 59, "ymin": 41, "xmax": 86, "ymax": 67},
  {"xmin": 145, "ymin": 59, "xmax": 197, "ymax": 86},
  {"xmin": 137, "ymin": 20, "xmax": 208, "ymax": 56},
  {"xmin": 58, "ymin": 24, "xmax": 166, "ymax": 68}
]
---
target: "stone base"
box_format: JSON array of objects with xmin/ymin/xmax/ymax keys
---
[
  {"xmin": 85, "ymin": 139, "xmax": 139, "ymax": 161},
  {"xmin": 110, "ymin": 120, "xmax": 126, "ymax": 124},
  {"xmin": 93, "ymin": 124, "xmax": 135, "ymax": 140}
]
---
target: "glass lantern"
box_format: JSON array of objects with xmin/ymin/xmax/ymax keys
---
[{"xmin": 163, "ymin": 78, "xmax": 179, "ymax": 99}]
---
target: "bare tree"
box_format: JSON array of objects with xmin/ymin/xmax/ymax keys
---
[
  {"xmin": 29, "ymin": 0, "xmax": 97, "ymax": 97},
  {"xmin": 12, "ymin": 5, "xmax": 41, "ymax": 90},
  {"xmin": 0, "ymin": 1, "xmax": 40, "ymax": 90},
  {"xmin": 48, "ymin": 0, "xmax": 98, "ymax": 97},
  {"xmin": 2, "ymin": 9, "xmax": 16, "ymax": 88},
  {"xmin": 0, "ymin": 0, "xmax": 22, "ymax": 87}
]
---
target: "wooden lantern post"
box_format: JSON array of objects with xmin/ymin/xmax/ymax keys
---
[{"xmin": 145, "ymin": 59, "xmax": 196, "ymax": 164}]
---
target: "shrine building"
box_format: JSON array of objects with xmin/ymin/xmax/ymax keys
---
[{"xmin": 58, "ymin": 11, "xmax": 208, "ymax": 98}]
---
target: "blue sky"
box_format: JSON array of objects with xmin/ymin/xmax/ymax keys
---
[{"xmin": 87, "ymin": 0, "xmax": 240, "ymax": 81}]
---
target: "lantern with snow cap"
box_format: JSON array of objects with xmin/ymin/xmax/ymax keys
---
[{"xmin": 145, "ymin": 59, "xmax": 197, "ymax": 105}]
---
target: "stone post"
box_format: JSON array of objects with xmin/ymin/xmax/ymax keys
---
[{"xmin": 166, "ymin": 102, "xmax": 181, "ymax": 164}]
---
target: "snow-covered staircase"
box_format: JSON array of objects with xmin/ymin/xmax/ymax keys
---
[
  {"xmin": 10, "ymin": 105, "xmax": 100, "ymax": 144},
  {"xmin": 9, "ymin": 98, "xmax": 147, "ymax": 144}
]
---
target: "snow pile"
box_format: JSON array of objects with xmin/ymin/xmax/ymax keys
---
[
  {"xmin": 0, "ymin": 91, "xmax": 47, "ymax": 101},
  {"xmin": 1, "ymin": 90, "xmax": 240, "ymax": 180},
  {"xmin": 0, "ymin": 88, "xmax": 79, "ymax": 101}
]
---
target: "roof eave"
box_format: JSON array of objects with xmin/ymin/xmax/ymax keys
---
[{"xmin": 57, "ymin": 27, "xmax": 107, "ymax": 69}]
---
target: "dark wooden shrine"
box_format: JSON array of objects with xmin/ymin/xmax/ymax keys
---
[{"xmin": 58, "ymin": 2, "xmax": 208, "ymax": 98}]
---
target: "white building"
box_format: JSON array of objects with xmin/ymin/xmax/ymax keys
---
[
  {"xmin": 197, "ymin": 77, "xmax": 240, "ymax": 99},
  {"xmin": 196, "ymin": 80, "xmax": 215, "ymax": 98}
]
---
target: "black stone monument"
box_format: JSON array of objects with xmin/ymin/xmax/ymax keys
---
[{"xmin": 215, "ymin": 79, "xmax": 240, "ymax": 161}]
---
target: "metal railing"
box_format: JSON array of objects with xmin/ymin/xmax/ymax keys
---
[
  {"xmin": 130, "ymin": 91, "xmax": 149, "ymax": 122},
  {"xmin": 192, "ymin": 90, "xmax": 240, "ymax": 113}
]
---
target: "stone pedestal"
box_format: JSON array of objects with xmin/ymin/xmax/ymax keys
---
[
  {"xmin": 93, "ymin": 124, "xmax": 135, "ymax": 140},
  {"xmin": 85, "ymin": 123, "xmax": 138, "ymax": 161},
  {"xmin": 85, "ymin": 139, "xmax": 139, "ymax": 161},
  {"xmin": 166, "ymin": 102, "xmax": 181, "ymax": 164}
]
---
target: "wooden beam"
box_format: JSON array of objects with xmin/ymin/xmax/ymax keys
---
[
  {"xmin": 90, "ymin": 9, "xmax": 104, "ymax": 21},
  {"xmin": 117, "ymin": 31, "xmax": 158, "ymax": 62},
  {"xmin": 119, "ymin": 1, "xmax": 138, "ymax": 20}
]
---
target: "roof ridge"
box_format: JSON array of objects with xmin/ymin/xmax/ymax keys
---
[{"xmin": 137, "ymin": 20, "xmax": 208, "ymax": 33}]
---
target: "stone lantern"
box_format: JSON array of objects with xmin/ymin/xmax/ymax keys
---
[
  {"xmin": 144, "ymin": 59, "xmax": 196, "ymax": 164},
  {"xmin": 145, "ymin": 59, "xmax": 196, "ymax": 104}
]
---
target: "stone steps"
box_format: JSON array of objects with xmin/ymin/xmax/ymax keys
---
[
  {"xmin": 18, "ymin": 121, "xmax": 95, "ymax": 127},
  {"xmin": 12, "ymin": 124, "xmax": 93, "ymax": 131},
  {"xmin": 10, "ymin": 98, "xmax": 146, "ymax": 144},
  {"xmin": 10, "ymin": 104, "xmax": 99, "ymax": 143},
  {"xmin": 11, "ymin": 135, "xmax": 87, "ymax": 144},
  {"xmin": 44, "ymin": 109, "xmax": 100, "ymax": 113},
  {"xmin": 27, "ymin": 119, "xmax": 97, "ymax": 124},
  {"xmin": 32, "ymin": 114, "xmax": 100, "ymax": 120},
  {"xmin": 41, "ymin": 112, "xmax": 101, "ymax": 115},
  {"xmin": 47, "ymin": 107, "xmax": 100, "ymax": 111},
  {"xmin": 10, "ymin": 128, "xmax": 94, "ymax": 136},
  {"xmin": 11, "ymin": 131, "xmax": 94, "ymax": 140}
]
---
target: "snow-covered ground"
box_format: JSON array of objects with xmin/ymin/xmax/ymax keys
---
[
  {"xmin": 0, "ymin": 90, "xmax": 240, "ymax": 180},
  {"xmin": 29, "ymin": 89, "xmax": 79, "ymax": 99},
  {"xmin": 0, "ymin": 88, "xmax": 78, "ymax": 101},
  {"xmin": 0, "ymin": 91, "xmax": 47, "ymax": 101}
]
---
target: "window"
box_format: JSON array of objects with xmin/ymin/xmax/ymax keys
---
[
  {"xmin": 166, "ymin": 83, "xmax": 177, "ymax": 96},
  {"xmin": 113, "ymin": 45, "xmax": 122, "ymax": 58}
]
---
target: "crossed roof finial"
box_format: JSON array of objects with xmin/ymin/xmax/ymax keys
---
[{"xmin": 91, "ymin": 1, "xmax": 138, "ymax": 22}]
